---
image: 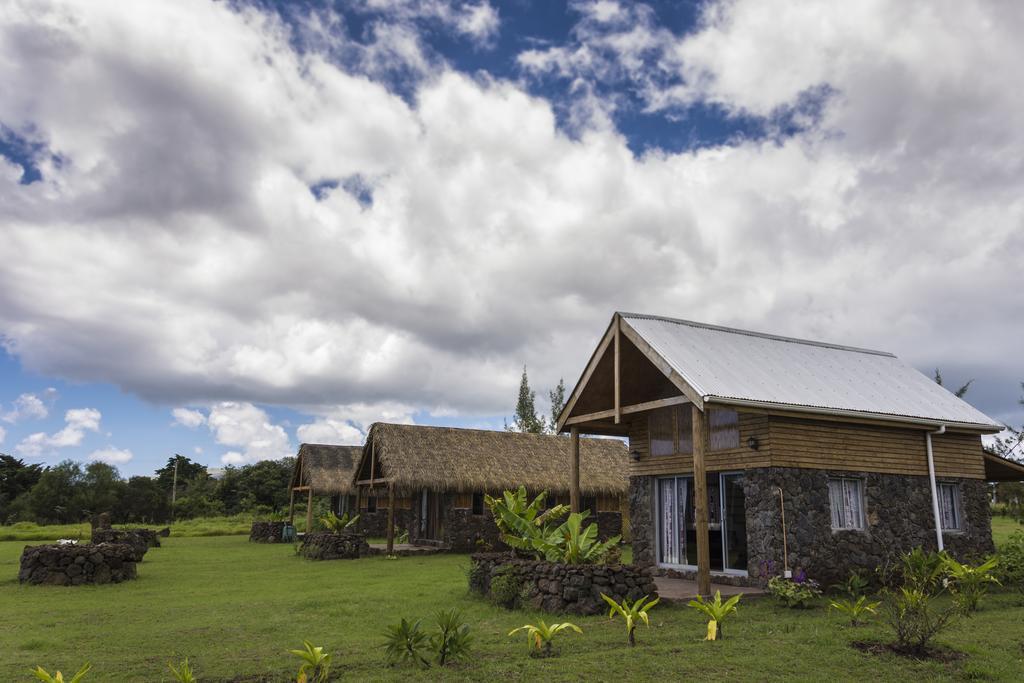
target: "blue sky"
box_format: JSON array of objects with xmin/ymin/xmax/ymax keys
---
[{"xmin": 1, "ymin": 0, "xmax": 1022, "ymax": 475}]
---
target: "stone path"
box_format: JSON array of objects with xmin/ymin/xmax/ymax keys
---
[{"xmin": 654, "ymin": 576, "xmax": 766, "ymax": 603}]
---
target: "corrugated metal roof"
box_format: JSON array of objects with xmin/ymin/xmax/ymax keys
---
[{"xmin": 620, "ymin": 313, "xmax": 1001, "ymax": 430}]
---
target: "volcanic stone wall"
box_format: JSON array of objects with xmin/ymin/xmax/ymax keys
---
[
  {"xmin": 300, "ymin": 531, "xmax": 369, "ymax": 560},
  {"xmin": 19, "ymin": 543, "xmax": 140, "ymax": 585},
  {"xmin": 470, "ymin": 553, "xmax": 658, "ymax": 615},
  {"xmin": 249, "ymin": 521, "xmax": 287, "ymax": 543}
]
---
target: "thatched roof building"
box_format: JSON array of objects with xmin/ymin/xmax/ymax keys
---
[
  {"xmin": 290, "ymin": 444, "xmax": 362, "ymax": 496},
  {"xmin": 355, "ymin": 422, "xmax": 628, "ymax": 496}
]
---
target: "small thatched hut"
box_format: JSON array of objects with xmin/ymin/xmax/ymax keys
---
[
  {"xmin": 288, "ymin": 444, "xmax": 361, "ymax": 531},
  {"xmin": 354, "ymin": 423, "xmax": 629, "ymax": 551}
]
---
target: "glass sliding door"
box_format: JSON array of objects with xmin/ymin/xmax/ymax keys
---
[{"xmin": 657, "ymin": 472, "xmax": 748, "ymax": 574}]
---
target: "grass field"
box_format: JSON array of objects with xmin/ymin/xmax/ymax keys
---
[
  {"xmin": 2, "ymin": 534, "xmax": 1023, "ymax": 682},
  {"xmin": 992, "ymin": 514, "xmax": 1023, "ymax": 545}
]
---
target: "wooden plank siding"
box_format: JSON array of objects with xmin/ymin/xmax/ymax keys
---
[
  {"xmin": 627, "ymin": 411, "xmax": 986, "ymax": 479},
  {"xmin": 628, "ymin": 411, "xmax": 771, "ymax": 476}
]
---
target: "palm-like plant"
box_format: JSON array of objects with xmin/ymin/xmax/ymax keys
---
[
  {"xmin": 383, "ymin": 618, "xmax": 431, "ymax": 668},
  {"xmin": 31, "ymin": 663, "xmax": 91, "ymax": 683},
  {"xmin": 508, "ymin": 620, "xmax": 582, "ymax": 657},
  {"xmin": 536, "ymin": 512, "xmax": 621, "ymax": 564},
  {"xmin": 829, "ymin": 595, "xmax": 881, "ymax": 626},
  {"xmin": 687, "ymin": 590, "xmax": 741, "ymax": 640},
  {"xmin": 485, "ymin": 486, "xmax": 570, "ymax": 555},
  {"xmin": 289, "ymin": 640, "xmax": 331, "ymax": 683},
  {"xmin": 601, "ymin": 593, "xmax": 660, "ymax": 646},
  {"xmin": 168, "ymin": 658, "xmax": 197, "ymax": 683},
  {"xmin": 942, "ymin": 555, "xmax": 1000, "ymax": 612},
  {"xmin": 431, "ymin": 609, "xmax": 472, "ymax": 666}
]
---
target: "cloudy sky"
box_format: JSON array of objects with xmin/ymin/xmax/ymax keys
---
[{"xmin": 1, "ymin": 0, "xmax": 1022, "ymax": 475}]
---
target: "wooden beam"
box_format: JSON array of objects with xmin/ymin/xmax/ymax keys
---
[
  {"xmin": 563, "ymin": 395, "xmax": 691, "ymax": 426},
  {"xmin": 305, "ymin": 487, "xmax": 314, "ymax": 535},
  {"xmin": 355, "ymin": 477, "xmax": 391, "ymax": 487},
  {"xmin": 291, "ymin": 485, "xmax": 311, "ymax": 492},
  {"xmin": 369, "ymin": 440, "xmax": 376, "ymax": 490},
  {"xmin": 385, "ymin": 482, "xmax": 396, "ymax": 554},
  {"xmin": 557, "ymin": 319, "xmax": 617, "ymax": 432},
  {"xmin": 692, "ymin": 403, "xmax": 711, "ymax": 596},
  {"xmin": 614, "ymin": 315, "xmax": 621, "ymax": 424},
  {"xmin": 288, "ymin": 487, "xmax": 295, "ymax": 525},
  {"xmin": 570, "ymin": 426, "xmax": 581, "ymax": 513},
  {"xmin": 619, "ymin": 320, "xmax": 704, "ymax": 410}
]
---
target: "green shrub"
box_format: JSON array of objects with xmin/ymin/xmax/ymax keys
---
[
  {"xmin": 383, "ymin": 611, "xmax": 472, "ymax": 668},
  {"xmin": 318, "ymin": 511, "xmax": 359, "ymax": 533},
  {"xmin": 167, "ymin": 658, "xmax": 197, "ymax": 683},
  {"xmin": 31, "ymin": 663, "xmax": 91, "ymax": 683},
  {"xmin": 431, "ymin": 609, "xmax": 472, "ymax": 667},
  {"xmin": 899, "ymin": 547, "xmax": 945, "ymax": 592},
  {"xmin": 767, "ymin": 574, "xmax": 822, "ymax": 608},
  {"xmin": 688, "ymin": 590, "xmax": 741, "ymax": 640},
  {"xmin": 601, "ymin": 593, "xmax": 659, "ymax": 646},
  {"xmin": 830, "ymin": 569, "xmax": 870, "ymax": 598},
  {"xmin": 289, "ymin": 641, "xmax": 331, "ymax": 683},
  {"xmin": 489, "ymin": 567, "xmax": 523, "ymax": 609},
  {"xmin": 996, "ymin": 531, "xmax": 1024, "ymax": 592},
  {"xmin": 828, "ymin": 595, "xmax": 880, "ymax": 626},
  {"xmin": 383, "ymin": 618, "xmax": 430, "ymax": 668},
  {"xmin": 882, "ymin": 587, "xmax": 958, "ymax": 655}
]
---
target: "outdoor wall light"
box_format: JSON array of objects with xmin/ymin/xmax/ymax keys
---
[
  {"xmin": 747, "ymin": 436, "xmax": 760, "ymax": 451},
  {"xmin": 629, "ymin": 450, "xmax": 642, "ymax": 461}
]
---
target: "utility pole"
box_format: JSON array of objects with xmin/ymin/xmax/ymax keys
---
[{"xmin": 171, "ymin": 454, "xmax": 181, "ymax": 518}]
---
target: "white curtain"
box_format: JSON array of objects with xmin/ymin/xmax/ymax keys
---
[
  {"xmin": 677, "ymin": 478, "xmax": 688, "ymax": 561},
  {"xmin": 659, "ymin": 479, "xmax": 677, "ymax": 564},
  {"xmin": 828, "ymin": 478, "xmax": 844, "ymax": 528}
]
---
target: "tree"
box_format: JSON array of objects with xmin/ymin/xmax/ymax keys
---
[
  {"xmin": 0, "ymin": 454, "xmax": 44, "ymax": 523},
  {"xmin": 79, "ymin": 462, "xmax": 125, "ymax": 517},
  {"xmin": 26, "ymin": 460, "xmax": 85, "ymax": 524},
  {"xmin": 120, "ymin": 476, "xmax": 170, "ymax": 523},
  {"xmin": 508, "ymin": 366, "xmax": 546, "ymax": 434},
  {"xmin": 934, "ymin": 369, "xmax": 973, "ymax": 398},
  {"xmin": 549, "ymin": 378, "xmax": 566, "ymax": 434},
  {"xmin": 155, "ymin": 455, "xmax": 208, "ymax": 501}
]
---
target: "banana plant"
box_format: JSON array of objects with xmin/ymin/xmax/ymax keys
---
[
  {"xmin": 31, "ymin": 663, "xmax": 91, "ymax": 683},
  {"xmin": 601, "ymin": 593, "xmax": 660, "ymax": 646},
  {"xmin": 508, "ymin": 620, "xmax": 582, "ymax": 657},
  {"xmin": 828, "ymin": 595, "xmax": 881, "ymax": 626},
  {"xmin": 289, "ymin": 640, "xmax": 331, "ymax": 683},
  {"xmin": 485, "ymin": 486, "xmax": 570, "ymax": 555},
  {"xmin": 942, "ymin": 555, "xmax": 1000, "ymax": 612},
  {"xmin": 688, "ymin": 590, "xmax": 741, "ymax": 640},
  {"xmin": 319, "ymin": 511, "xmax": 360, "ymax": 533},
  {"xmin": 168, "ymin": 658, "xmax": 197, "ymax": 683},
  {"xmin": 536, "ymin": 513, "xmax": 621, "ymax": 564}
]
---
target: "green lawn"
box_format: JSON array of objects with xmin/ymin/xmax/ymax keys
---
[
  {"xmin": 2, "ymin": 535, "xmax": 1023, "ymax": 682},
  {"xmin": 992, "ymin": 514, "xmax": 1023, "ymax": 546}
]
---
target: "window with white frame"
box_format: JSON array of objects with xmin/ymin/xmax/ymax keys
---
[
  {"xmin": 827, "ymin": 477, "xmax": 865, "ymax": 530},
  {"xmin": 937, "ymin": 483, "xmax": 961, "ymax": 531}
]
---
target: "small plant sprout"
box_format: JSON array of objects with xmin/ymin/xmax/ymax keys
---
[
  {"xmin": 319, "ymin": 511, "xmax": 359, "ymax": 533},
  {"xmin": 942, "ymin": 555, "xmax": 1000, "ymax": 612},
  {"xmin": 168, "ymin": 658, "xmax": 197, "ymax": 683},
  {"xmin": 31, "ymin": 663, "xmax": 92, "ymax": 683},
  {"xmin": 828, "ymin": 595, "xmax": 881, "ymax": 626},
  {"xmin": 508, "ymin": 620, "xmax": 582, "ymax": 657},
  {"xmin": 601, "ymin": 593, "xmax": 659, "ymax": 646},
  {"xmin": 383, "ymin": 618, "xmax": 431, "ymax": 668},
  {"xmin": 289, "ymin": 640, "xmax": 331, "ymax": 683},
  {"xmin": 687, "ymin": 591, "xmax": 741, "ymax": 640},
  {"xmin": 431, "ymin": 609, "xmax": 472, "ymax": 666}
]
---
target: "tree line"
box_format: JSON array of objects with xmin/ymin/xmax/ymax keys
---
[{"xmin": 0, "ymin": 454, "xmax": 294, "ymax": 526}]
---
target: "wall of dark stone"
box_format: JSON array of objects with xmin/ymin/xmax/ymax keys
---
[
  {"xmin": 89, "ymin": 529, "xmax": 152, "ymax": 561},
  {"xmin": 357, "ymin": 509, "xmax": 413, "ymax": 538},
  {"xmin": 249, "ymin": 521, "xmax": 287, "ymax": 543},
  {"xmin": 630, "ymin": 468, "xmax": 994, "ymax": 587},
  {"xmin": 469, "ymin": 552, "xmax": 658, "ymax": 615},
  {"xmin": 19, "ymin": 543, "xmax": 140, "ymax": 585},
  {"xmin": 300, "ymin": 531, "xmax": 369, "ymax": 560}
]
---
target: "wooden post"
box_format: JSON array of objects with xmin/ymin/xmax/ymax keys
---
[
  {"xmin": 614, "ymin": 316, "xmax": 621, "ymax": 424},
  {"xmin": 386, "ymin": 482, "xmax": 396, "ymax": 554},
  {"xmin": 288, "ymin": 488, "xmax": 295, "ymax": 525},
  {"xmin": 305, "ymin": 487, "xmax": 314, "ymax": 535},
  {"xmin": 570, "ymin": 426, "xmax": 581, "ymax": 513},
  {"xmin": 692, "ymin": 404, "xmax": 711, "ymax": 596}
]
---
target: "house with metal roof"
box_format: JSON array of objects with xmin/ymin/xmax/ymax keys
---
[{"xmin": 557, "ymin": 312, "xmax": 1011, "ymax": 590}]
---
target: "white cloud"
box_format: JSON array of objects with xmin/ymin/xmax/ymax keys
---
[
  {"xmin": 296, "ymin": 418, "xmax": 364, "ymax": 446},
  {"xmin": 172, "ymin": 407, "xmax": 207, "ymax": 429},
  {"xmin": 14, "ymin": 407, "xmax": 102, "ymax": 456},
  {"xmin": 206, "ymin": 402, "xmax": 292, "ymax": 465},
  {"xmin": 0, "ymin": 425, "xmax": 5, "ymax": 445},
  {"xmin": 2, "ymin": 390, "xmax": 55, "ymax": 423},
  {"xmin": 88, "ymin": 446, "xmax": 133, "ymax": 464},
  {"xmin": 0, "ymin": 0, "xmax": 1022, "ymax": 432}
]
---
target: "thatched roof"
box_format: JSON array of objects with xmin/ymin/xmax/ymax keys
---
[
  {"xmin": 357, "ymin": 423, "xmax": 627, "ymax": 496},
  {"xmin": 291, "ymin": 444, "xmax": 362, "ymax": 495}
]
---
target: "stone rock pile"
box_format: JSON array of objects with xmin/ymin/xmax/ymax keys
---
[{"xmin": 19, "ymin": 543, "xmax": 140, "ymax": 585}]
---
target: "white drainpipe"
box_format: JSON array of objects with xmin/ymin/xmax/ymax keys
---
[{"xmin": 925, "ymin": 425, "xmax": 946, "ymax": 551}]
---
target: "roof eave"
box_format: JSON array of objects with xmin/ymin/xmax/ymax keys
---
[{"xmin": 705, "ymin": 396, "xmax": 1003, "ymax": 434}]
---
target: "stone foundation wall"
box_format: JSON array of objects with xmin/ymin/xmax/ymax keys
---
[
  {"xmin": 20, "ymin": 543, "xmax": 139, "ymax": 585},
  {"xmin": 630, "ymin": 468, "xmax": 995, "ymax": 587},
  {"xmin": 300, "ymin": 532, "xmax": 369, "ymax": 560},
  {"xmin": 358, "ymin": 509, "xmax": 413, "ymax": 538},
  {"xmin": 469, "ymin": 553, "xmax": 658, "ymax": 615},
  {"xmin": 595, "ymin": 511, "xmax": 624, "ymax": 541},
  {"xmin": 89, "ymin": 529, "xmax": 151, "ymax": 562},
  {"xmin": 249, "ymin": 521, "xmax": 287, "ymax": 543}
]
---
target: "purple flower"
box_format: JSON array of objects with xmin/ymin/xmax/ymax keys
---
[{"xmin": 793, "ymin": 568, "xmax": 807, "ymax": 584}]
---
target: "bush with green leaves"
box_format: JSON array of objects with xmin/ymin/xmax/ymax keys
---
[
  {"xmin": 995, "ymin": 531, "xmax": 1024, "ymax": 593},
  {"xmin": 508, "ymin": 620, "xmax": 582, "ymax": 657},
  {"xmin": 828, "ymin": 595, "xmax": 881, "ymax": 626},
  {"xmin": 899, "ymin": 546, "xmax": 946, "ymax": 592},
  {"xmin": 31, "ymin": 663, "xmax": 91, "ymax": 683},
  {"xmin": 383, "ymin": 611, "xmax": 472, "ymax": 668},
  {"xmin": 484, "ymin": 486, "xmax": 569, "ymax": 555},
  {"xmin": 882, "ymin": 586, "xmax": 959, "ymax": 655},
  {"xmin": 767, "ymin": 572, "xmax": 822, "ymax": 608},
  {"xmin": 687, "ymin": 590, "xmax": 741, "ymax": 640},
  {"xmin": 942, "ymin": 554, "xmax": 1000, "ymax": 612},
  {"xmin": 601, "ymin": 593, "xmax": 659, "ymax": 646},
  {"xmin": 289, "ymin": 641, "xmax": 331, "ymax": 683},
  {"xmin": 830, "ymin": 569, "xmax": 870, "ymax": 598},
  {"xmin": 489, "ymin": 566, "xmax": 523, "ymax": 609}
]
